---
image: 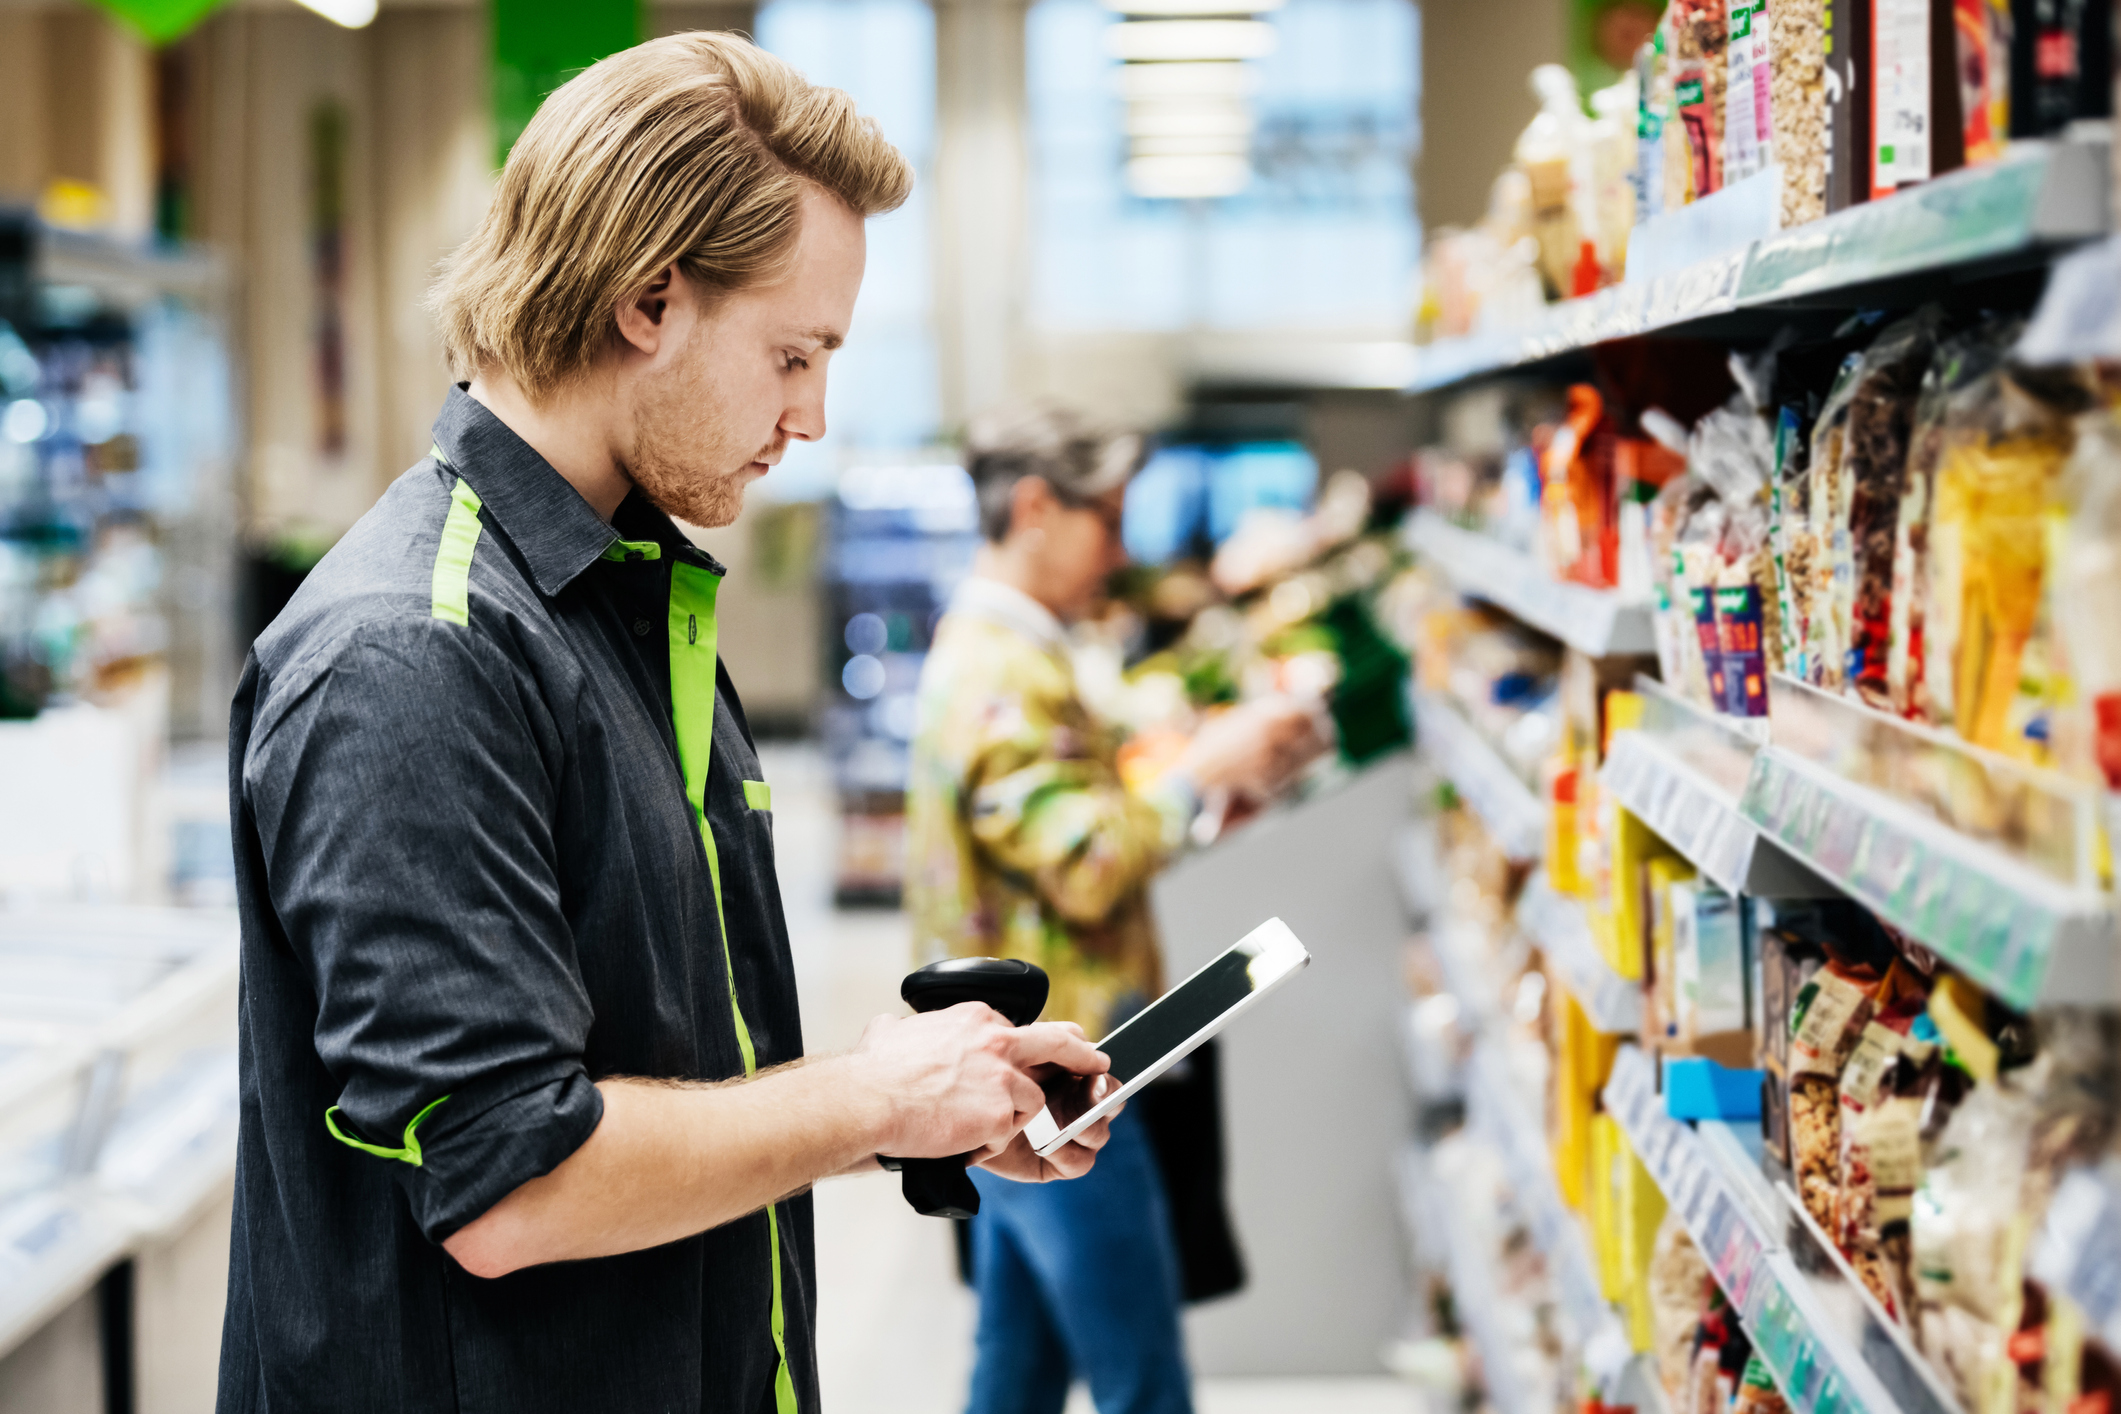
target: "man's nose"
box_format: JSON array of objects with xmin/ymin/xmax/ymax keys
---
[{"xmin": 781, "ymin": 381, "xmax": 827, "ymax": 443}]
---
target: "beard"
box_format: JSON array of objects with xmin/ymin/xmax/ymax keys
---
[{"xmin": 623, "ymin": 342, "xmax": 781, "ymax": 530}]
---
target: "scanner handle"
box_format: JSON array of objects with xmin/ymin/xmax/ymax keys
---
[{"xmin": 882, "ymin": 958, "xmax": 1050, "ymax": 1219}]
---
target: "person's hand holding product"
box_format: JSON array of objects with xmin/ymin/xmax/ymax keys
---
[{"xmin": 1179, "ymin": 695, "xmax": 1332, "ymax": 801}]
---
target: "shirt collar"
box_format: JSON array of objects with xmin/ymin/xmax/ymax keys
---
[
  {"xmin": 950, "ymin": 575, "xmax": 1068, "ymax": 653},
  {"xmin": 429, "ymin": 385, "xmax": 638, "ymax": 598}
]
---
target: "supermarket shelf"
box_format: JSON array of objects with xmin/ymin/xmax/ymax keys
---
[
  {"xmin": 1605, "ymin": 728, "xmax": 1835, "ymax": 900},
  {"xmin": 1406, "ymin": 512, "xmax": 1658, "ymax": 658},
  {"xmin": 1739, "ymin": 745, "xmax": 2116, "ymax": 1011},
  {"xmin": 1605, "ymin": 1046, "xmax": 1955, "ymax": 1414},
  {"xmin": 1412, "ymin": 686, "xmax": 1546, "ymax": 863},
  {"xmin": 1406, "ymin": 136, "xmax": 2107, "ymax": 396},
  {"xmin": 2031, "ymin": 1163, "xmax": 2121, "ymax": 1354},
  {"xmin": 1515, "ymin": 872, "xmax": 1642, "ymax": 1034},
  {"xmin": 1468, "ymin": 1037, "xmax": 1630, "ymax": 1370},
  {"xmin": 0, "ymin": 1187, "xmax": 133, "ymax": 1361},
  {"xmin": 1398, "ymin": 1141, "xmax": 1544, "ymax": 1414}
]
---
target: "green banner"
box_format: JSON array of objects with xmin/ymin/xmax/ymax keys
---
[
  {"xmin": 493, "ymin": 0, "xmax": 642, "ymax": 162},
  {"xmin": 84, "ymin": 0, "xmax": 228, "ymax": 46}
]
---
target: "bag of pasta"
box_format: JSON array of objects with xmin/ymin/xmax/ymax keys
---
[{"xmin": 1923, "ymin": 361, "xmax": 2082, "ymax": 755}]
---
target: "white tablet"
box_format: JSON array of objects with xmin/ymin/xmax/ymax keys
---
[{"xmin": 1023, "ymin": 917, "xmax": 1311, "ymax": 1158}]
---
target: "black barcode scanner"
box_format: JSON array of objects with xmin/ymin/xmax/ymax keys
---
[{"xmin": 878, "ymin": 957, "xmax": 1050, "ymax": 1219}]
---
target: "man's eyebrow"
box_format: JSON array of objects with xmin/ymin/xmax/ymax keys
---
[{"xmin": 798, "ymin": 326, "xmax": 844, "ymax": 351}]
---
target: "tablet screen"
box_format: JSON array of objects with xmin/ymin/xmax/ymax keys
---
[
  {"xmin": 1032, "ymin": 918, "xmax": 1308, "ymax": 1153},
  {"xmin": 1101, "ymin": 946, "xmax": 1259, "ymax": 1084}
]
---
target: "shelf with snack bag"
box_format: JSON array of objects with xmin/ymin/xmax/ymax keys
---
[
  {"xmin": 1738, "ymin": 677, "xmax": 2116, "ymax": 1011},
  {"xmin": 1604, "ymin": 677, "xmax": 1836, "ymax": 899},
  {"xmin": 1408, "ymin": 511, "xmax": 1660, "ymax": 659},
  {"xmin": 1408, "ymin": 135, "xmax": 2109, "ymax": 400},
  {"xmin": 1606, "ymin": 1045, "xmax": 1929, "ymax": 1414},
  {"xmin": 1413, "ymin": 685, "xmax": 1549, "ymax": 865}
]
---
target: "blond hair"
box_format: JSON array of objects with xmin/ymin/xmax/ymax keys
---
[{"xmin": 431, "ymin": 32, "xmax": 912, "ymax": 398}]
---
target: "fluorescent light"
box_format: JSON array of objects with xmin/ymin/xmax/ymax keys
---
[
  {"xmin": 1105, "ymin": 19, "xmax": 1277, "ymax": 60},
  {"xmin": 1131, "ymin": 132, "xmax": 1251, "ymax": 156},
  {"xmin": 1125, "ymin": 99, "xmax": 1254, "ymax": 138},
  {"xmin": 1126, "ymin": 153, "xmax": 1252, "ymax": 198},
  {"xmin": 292, "ymin": 0, "xmax": 377, "ymax": 27},
  {"xmin": 1116, "ymin": 60, "xmax": 1260, "ymax": 99},
  {"xmin": 1103, "ymin": 0, "xmax": 1283, "ymax": 12}
]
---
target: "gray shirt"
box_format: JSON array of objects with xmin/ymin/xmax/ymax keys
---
[{"xmin": 217, "ymin": 387, "xmax": 815, "ymax": 1414}]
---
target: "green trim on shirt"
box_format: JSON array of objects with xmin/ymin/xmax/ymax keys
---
[
  {"xmin": 430, "ymin": 478, "xmax": 485, "ymax": 626},
  {"xmin": 323, "ymin": 1095, "xmax": 452, "ymax": 1167},
  {"xmin": 666, "ymin": 561, "xmax": 796, "ymax": 1414}
]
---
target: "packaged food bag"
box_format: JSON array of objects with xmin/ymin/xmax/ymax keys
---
[
  {"xmin": 1788, "ymin": 960, "xmax": 1882, "ymax": 1229},
  {"xmin": 1924, "ymin": 363, "xmax": 2077, "ymax": 752},
  {"xmin": 1772, "ymin": 0, "xmax": 1831, "ymax": 224},
  {"xmin": 2053, "ymin": 409, "xmax": 2121, "ymax": 791},
  {"xmin": 1841, "ymin": 309, "xmax": 1943, "ymax": 707},
  {"xmin": 1725, "ymin": 0, "xmax": 1774, "ymax": 185},
  {"xmin": 1804, "ymin": 354, "xmax": 1867, "ymax": 687}
]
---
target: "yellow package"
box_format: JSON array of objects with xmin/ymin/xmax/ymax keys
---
[
  {"xmin": 1647, "ymin": 855, "xmax": 1699, "ymax": 1049},
  {"xmin": 1590, "ymin": 1111, "xmax": 1626, "ymax": 1302},
  {"xmin": 1615, "ymin": 1130, "xmax": 1671, "ymax": 1352}
]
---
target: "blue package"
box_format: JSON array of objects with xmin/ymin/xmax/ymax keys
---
[{"xmin": 1663, "ymin": 1056, "xmax": 1765, "ymax": 1121}]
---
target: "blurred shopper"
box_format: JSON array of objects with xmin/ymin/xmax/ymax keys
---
[
  {"xmin": 218, "ymin": 37, "xmax": 1120, "ymax": 1414},
  {"xmin": 906, "ymin": 405, "xmax": 1326, "ymax": 1414}
]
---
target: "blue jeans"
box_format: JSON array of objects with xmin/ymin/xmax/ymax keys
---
[{"xmin": 964, "ymin": 1111, "xmax": 1194, "ymax": 1414}]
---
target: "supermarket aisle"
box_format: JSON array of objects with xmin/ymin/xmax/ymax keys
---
[{"xmin": 756, "ymin": 743, "xmax": 1414, "ymax": 1414}]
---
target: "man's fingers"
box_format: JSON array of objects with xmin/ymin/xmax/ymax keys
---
[{"xmin": 1005, "ymin": 1021, "xmax": 1109, "ymax": 1075}]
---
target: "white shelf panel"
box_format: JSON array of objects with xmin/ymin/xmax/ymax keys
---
[
  {"xmin": 1739, "ymin": 747, "xmax": 2116, "ymax": 1010},
  {"xmin": 0, "ymin": 1187, "xmax": 133, "ymax": 1358},
  {"xmin": 1606, "ymin": 729, "xmax": 1836, "ymax": 899},
  {"xmin": 1515, "ymin": 871, "xmax": 1642, "ymax": 1034},
  {"xmin": 1412, "ymin": 687, "xmax": 1546, "ymax": 864},
  {"xmin": 1606, "ymin": 1046, "xmax": 1959, "ymax": 1414},
  {"xmin": 1406, "ymin": 512, "xmax": 1658, "ymax": 658},
  {"xmin": 1407, "ymin": 137, "xmax": 2107, "ymax": 396},
  {"xmin": 1397, "ymin": 1142, "xmax": 1547, "ymax": 1414}
]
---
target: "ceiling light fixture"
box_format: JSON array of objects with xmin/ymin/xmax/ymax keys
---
[{"xmin": 1104, "ymin": 19, "xmax": 1277, "ymax": 61}]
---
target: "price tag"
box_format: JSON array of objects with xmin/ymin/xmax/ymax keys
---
[{"xmin": 1852, "ymin": 814, "xmax": 1916, "ymax": 907}]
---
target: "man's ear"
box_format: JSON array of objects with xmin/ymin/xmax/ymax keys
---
[{"xmin": 615, "ymin": 265, "xmax": 679, "ymax": 356}]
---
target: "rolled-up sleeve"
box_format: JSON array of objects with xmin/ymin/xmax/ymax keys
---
[{"xmin": 243, "ymin": 614, "xmax": 602, "ymax": 1243}]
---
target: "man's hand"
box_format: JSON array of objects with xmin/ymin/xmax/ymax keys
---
[
  {"xmin": 973, "ymin": 1072, "xmax": 1122, "ymax": 1183},
  {"xmin": 852, "ymin": 1003, "xmax": 1109, "ymax": 1160}
]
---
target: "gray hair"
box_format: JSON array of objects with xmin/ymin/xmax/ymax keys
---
[{"xmin": 963, "ymin": 403, "xmax": 1148, "ymax": 543}]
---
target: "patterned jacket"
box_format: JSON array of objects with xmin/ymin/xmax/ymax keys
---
[{"xmin": 904, "ymin": 579, "xmax": 1187, "ymax": 1040}]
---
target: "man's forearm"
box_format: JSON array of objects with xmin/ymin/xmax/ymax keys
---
[{"xmin": 444, "ymin": 1060, "xmax": 882, "ymax": 1278}]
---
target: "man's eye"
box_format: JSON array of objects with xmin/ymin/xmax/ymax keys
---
[{"xmin": 783, "ymin": 354, "xmax": 810, "ymax": 372}]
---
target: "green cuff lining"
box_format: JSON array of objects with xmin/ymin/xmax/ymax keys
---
[
  {"xmin": 743, "ymin": 780, "xmax": 772, "ymax": 811},
  {"xmin": 324, "ymin": 1094, "xmax": 452, "ymax": 1167}
]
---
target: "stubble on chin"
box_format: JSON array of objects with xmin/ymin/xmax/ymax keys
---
[{"xmin": 630, "ymin": 447, "xmax": 747, "ymax": 530}]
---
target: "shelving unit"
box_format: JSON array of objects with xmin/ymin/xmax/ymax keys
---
[
  {"xmin": 1411, "ymin": 686, "xmax": 1546, "ymax": 863},
  {"xmin": 1738, "ymin": 677, "xmax": 2116, "ymax": 1011},
  {"xmin": 1603, "ymin": 679, "xmax": 1834, "ymax": 899},
  {"xmin": 1603, "ymin": 1046, "xmax": 1953, "ymax": 1414},
  {"xmin": 1406, "ymin": 512, "xmax": 1658, "ymax": 658},
  {"xmin": 0, "ymin": 910, "xmax": 238, "ymax": 1359},
  {"xmin": 1407, "ymin": 135, "xmax": 2108, "ymax": 396}
]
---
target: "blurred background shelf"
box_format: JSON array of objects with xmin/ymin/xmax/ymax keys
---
[
  {"xmin": 1405, "ymin": 512, "xmax": 1658, "ymax": 658},
  {"xmin": 1514, "ymin": 872, "xmax": 1641, "ymax": 1035},
  {"xmin": 1412, "ymin": 686, "xmax": 1547, "ymax": 863}
]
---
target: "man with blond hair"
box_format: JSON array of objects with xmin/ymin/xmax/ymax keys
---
[{"xmin": 218, "ymin": 34, "xmax": 1115, "ymax": 1414}]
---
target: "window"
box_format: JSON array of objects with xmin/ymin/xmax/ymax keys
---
[
  {"xmin": 1027, "ymin": 0, "xmax": 1420, "ymax": 334},
  {"xmin": 757, "ymin": 0, "xmax": 939, "ymax": 494}
]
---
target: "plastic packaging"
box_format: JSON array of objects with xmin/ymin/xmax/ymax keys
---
[{"xmin": 1840, "ymin": 309, "xmax": 1943, "ymax": 707}]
